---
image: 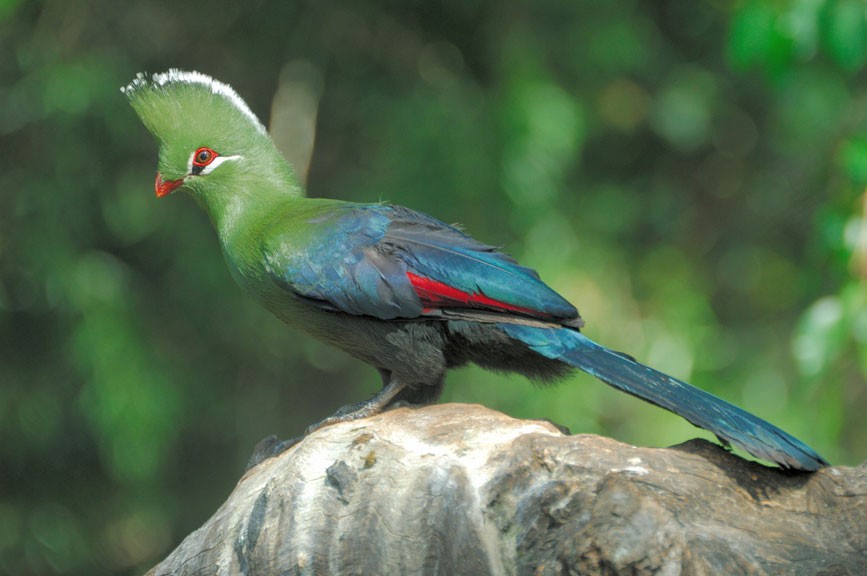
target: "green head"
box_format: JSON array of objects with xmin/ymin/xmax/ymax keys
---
[{"xmin": 122, "ymin": 70, "xmax": 299, "ymax": 220}]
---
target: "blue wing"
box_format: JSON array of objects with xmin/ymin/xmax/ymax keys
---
[{"xmin": 262, "ymin": 202, "xmax": 581, "ymax": 324}]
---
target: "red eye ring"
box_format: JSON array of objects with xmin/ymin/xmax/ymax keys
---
[{"xmin": 192, "ymin": 147, "xmax": 218, "ymax": 167}]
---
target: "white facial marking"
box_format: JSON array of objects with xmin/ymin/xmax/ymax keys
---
[
  {"xmin": 186, "ymin": 151, "xmax": 243, "ymax": 176},
  {"xmin": 200, "ymin": 154, "xmax": 243, "ymax": 175}
]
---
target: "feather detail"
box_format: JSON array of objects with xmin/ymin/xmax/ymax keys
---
[
  {"xmin": 122, "ymin": 69, "xmax": 266, "ymax": 135},
  {"xmin": 499, "ymin": 324, "xmax": 828, "ymax": 471},
  {"xmin": 407, "ymin": 272, "xmax": 550, "ymax": 318},
  {"xmin": 263, "ymin": 202, "xmax": 583, "ymax": 325}
]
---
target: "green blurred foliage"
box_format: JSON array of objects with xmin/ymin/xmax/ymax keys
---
[{"xmin": 1, "ymin": 0, "xmax": 865, "ymax": 574}]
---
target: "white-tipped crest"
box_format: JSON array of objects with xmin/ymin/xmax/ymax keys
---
[{"xmin": 121, "ymin": 69, "xmax": 267, "ymax": 135}]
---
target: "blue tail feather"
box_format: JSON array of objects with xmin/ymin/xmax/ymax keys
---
[{"xmin": 499, "ymin": 324, "xmax": 828, "ymax": 471}]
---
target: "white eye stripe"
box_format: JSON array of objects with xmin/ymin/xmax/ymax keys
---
[
  {"xmin": 186, "ymin": 152, "xmax": 243, "ymax": 176},
  {"xmin": 199, "ymin": 154, "xmax": 242, "ymax": 175}
]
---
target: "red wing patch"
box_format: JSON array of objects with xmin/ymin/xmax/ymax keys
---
[{"xmin": 406, "ymin": 271, "xmax": 545, "ymax": 317}]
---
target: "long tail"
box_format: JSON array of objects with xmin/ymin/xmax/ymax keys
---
[{"xmin": 499, "ymin": 324, "xmax": 828, "ymax": 471}]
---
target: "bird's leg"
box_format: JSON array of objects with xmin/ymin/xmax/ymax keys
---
[
  {"xmin": 304, "ymin": 376, "xmax": 407, "ymax": 436},
  {"xmin": 246, "ymin": 375, "xmax": 407, "ymax": 470}
]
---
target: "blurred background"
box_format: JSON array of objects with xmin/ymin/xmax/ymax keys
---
[{"xmin": 2, "ymin": 0, "xmax": 866, "ymax": 574}]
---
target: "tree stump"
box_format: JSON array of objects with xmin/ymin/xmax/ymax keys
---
[{"xmin": 147, "ymin": 404, "xmax": 866, "ymax": 575}]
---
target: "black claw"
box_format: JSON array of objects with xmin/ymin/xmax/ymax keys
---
[
  {"xmin": 245, "ymin": 434, "xmax": 301, "ymax": 471},
  {"xmin": 247, "ymin": 380, "xmax": 409, "ymax": 469},
  {"xmin": 305, "ymin": 378, "xmax": 408, "ymax": 435}
]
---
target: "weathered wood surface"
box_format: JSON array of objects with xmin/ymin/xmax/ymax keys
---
[{"xmin": 148, "ymin": 404, "xmax": 867, "ymax": 576}]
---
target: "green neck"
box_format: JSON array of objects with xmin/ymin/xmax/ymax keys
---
[{"xmin": 191, "ymin": 152, "xmax": 304, "ymax": 246}]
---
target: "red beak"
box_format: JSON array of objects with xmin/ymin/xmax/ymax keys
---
[{"xmin": 155, "ymin": 173, "xmax": 184, "ymax": 197}]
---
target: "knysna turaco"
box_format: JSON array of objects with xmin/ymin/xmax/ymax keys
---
[{"xmin": 122, "ymin": 70, "xmax": 828, "ymax": 471}]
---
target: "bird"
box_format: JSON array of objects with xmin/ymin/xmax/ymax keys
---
[{"xmin": 122, "ymin": 69, "xmax": 828, "ymax": 471}]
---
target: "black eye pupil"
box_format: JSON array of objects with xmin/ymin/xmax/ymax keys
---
[{"xmin": 198, "ymin": 151, "xmax": 209, "ymax": 163}]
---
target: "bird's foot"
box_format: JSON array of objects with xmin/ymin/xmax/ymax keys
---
[
  {"xmin": 304, "ymin": 378, "xmax": 407, "ymax": 436},
  {"xmin": 535, "ymin": 418, "xmax": 571, "ymax": 435},
  {"xmin": 244, "ymin": 380, "xmax": 407, "ymax": 470},
  {"xmin": 245, "ymin": 434, "xmax": 301, "ymax": 471}
]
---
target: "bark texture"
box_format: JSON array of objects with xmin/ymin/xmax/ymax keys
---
[{"xmin": 148, "ymin": 404, "xmax": 867, "ymax": 576}]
